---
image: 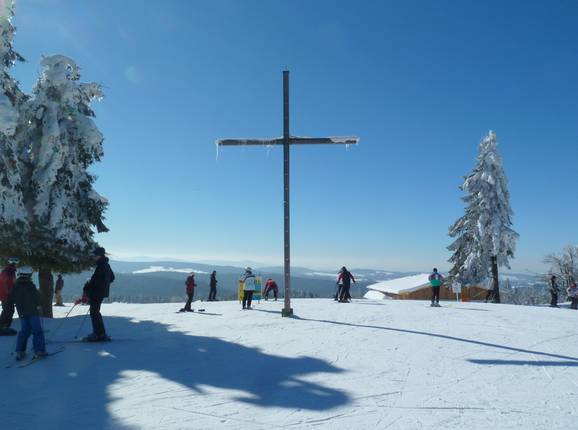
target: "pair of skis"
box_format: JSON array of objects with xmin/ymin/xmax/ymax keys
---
[{"xmin": 5, "ymin": 346, "xmax": 65, "ymax": 368}]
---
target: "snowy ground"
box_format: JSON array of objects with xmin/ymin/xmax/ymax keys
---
[{"xmin": 1, "ymin": 298, "xmax": 577, "ymax": 429}]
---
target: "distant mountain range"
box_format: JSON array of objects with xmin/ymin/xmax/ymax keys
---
[{"xmin": 55, "ymin": 260, "xmax": 541, "ymax": 304}]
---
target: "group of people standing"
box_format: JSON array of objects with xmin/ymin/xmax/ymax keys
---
[
  {"xmin": 0, "ymin": 246, "xmax": 115, "ymax": 361},
  {"xmin": 549, "ymin": 275, "xmax": 578, "ymax": 309}
]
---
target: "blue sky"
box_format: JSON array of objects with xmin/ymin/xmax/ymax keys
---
[{"xmin": 9, "ymin": 0, "xmax": 578, "ymax": 271}]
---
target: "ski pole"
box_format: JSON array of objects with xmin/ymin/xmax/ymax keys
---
[
  {"xmin": 46, "ymin": 302, "xmax": 78, "ymax": 342},
  {"xmin": 74, "ymin": 307, "xmax": 90, "ymax": 340}
]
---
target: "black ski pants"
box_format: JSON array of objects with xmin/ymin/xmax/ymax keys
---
[
  {"xmin": 90, "ymin": 297, "xmax": 106, "ymax": 336},
  {"xmin": 431, "ymin": 286, "xmax": 440, "ymax": 304},
  {"xmin": 264, "ymin": 286, "xmax": 278, "ymax": 300},
  {"xmin": 242, "ymin": 290, "xmax": 254, "ymax": 308},
  {"xmin": 208, "ymin": 287, "xmax": 217, "ymax": 301},
  {"xmin": 571, "ymin": 297, "xmax": 578, "ymax": 310},
  {"xmin": 184, "ymin": 291, "xmax": 194, "ymax": 311},
  {"xmin": 0, "ymin": 296, "xmax": 15, "ymax": 328},
  {"xmin": 550, "ymin": 291, "xmax": 558, "ymax": 307},
  {"xmin": 339, "ymin": 285, "xmax": 351, "ymax": 302}
]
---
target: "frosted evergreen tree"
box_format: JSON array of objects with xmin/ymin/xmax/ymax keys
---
[
  {"xmin": 0, "ymin": 2, "xmax": 28, "ymax": 254},
  {"xmin": 15, "ymin": 55, "xmax": 109, "ymax": 316},
  {"xmin": 447, "ymin": 131, "xmax": 518, "ymax": 303}
]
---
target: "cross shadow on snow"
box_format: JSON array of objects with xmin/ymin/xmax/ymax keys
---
[
  {"xmin": 468, "ymin": 359, "xmax": 578, "ymax": 367},
  {"xmin": 1, "ymin": 315, "xmax": 349, "ymax": 430},
  {"xmin": 291, "ymin": 316, "xmax": 578, "ymax": 363}
]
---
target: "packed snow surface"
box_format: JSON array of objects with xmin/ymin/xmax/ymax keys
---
[{"xmin": 2, "ymin": 299, "xmax": 577, "ymax": 429}]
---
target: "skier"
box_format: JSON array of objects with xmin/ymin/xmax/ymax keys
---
[
  {"xmin": 82, "ymin": 247, "xmax": 115, "ymax": 341},
  {"xmin": 264, "ymin": 278, "xmax": 279, "ymax": 301},
  {"xmin": 0, "ymin": 258, "xmax": 18, "ymax": 335},
  {"xmin": 241, "ymin": 267, "xmax": 256, "ymax": 309},
  {"xmin": 208, "ymin": 271, "xmax": 217, "ymax": 301},
  {"xmin": 12, "ymin": 266, "xmax": 46, "ymax": 360},
  {"xmin": 549, "ymin": 275, "xmax": 560, "ymax": 308},
  {"xmin": 567, "ymin": 282, "xmax": 578, "ymax": 310},
  {"xmin": 54, "ymin": 274, "xmax": 64, "ymax": 306},
  {"xmin": 337, "ymin": 267, "xmax": 356, "ymax": 303},
  {"xmin": 428, "ymin": 268, "xmax": 444, "ymax": 307},
  {"xmin": 180, "ymin": 273, "xmax": 196, "ymax": 312}
]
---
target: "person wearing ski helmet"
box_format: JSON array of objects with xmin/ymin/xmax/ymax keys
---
[
  {"xmin": 0, "ymin": 257, "xmax": 18, "ymax": 335},
  {"xmin": 54, "ymin": 274, "xmax": 65, "ymax": 306},
  {"xmin": 241, "ymin": 267, "xmax": 256, "ymax": 309},
  {"xmin": 337, "ymin": 267, "xmax": 356, "ymax": 303},
  {"xmin": 83, "ymin": 247, "xmax": 115, "ymax": 342},
  {"xmin": 264, "ymin": 278, "xmax": 279, "ymax": 301},
  {"xmin": 428, "ymin": 268, "xmax": 444, "ymax": 307},
  {"xmin": 12, "ymin": 266, "xmax": 46, "ymax": 360}
]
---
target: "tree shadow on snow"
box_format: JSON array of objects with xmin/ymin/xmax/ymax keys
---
[{"xmin": 1, "ymin": 315, "xmax": 349, "ymax": 429}]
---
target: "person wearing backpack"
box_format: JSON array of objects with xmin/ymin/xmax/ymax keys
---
[
  {"xmin": 241, "ymin": 267, "xmax": 256, "ymax": 309},
  {"xmin": 82, "ymin": 247, "xmax": 115, "ymax": 342},
  {"xmin": 0, "ymin": 258, "xmax": 18, "ymax": 335},
  {"xmin": 337, "ymin": 267, "xmax": 356, "ymax": 303},
  {"xmin": 428, "ymin": 268, "xmax": 444, "ymax": 307}
]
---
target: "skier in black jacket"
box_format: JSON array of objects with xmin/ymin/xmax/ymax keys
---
[
  {"xmin": 208, "ymin": 271, "xmax": 217, "ymax": 301},
  {"xmin": 83, "ymin": 247, "xmax": 115, "ymax": 342}
]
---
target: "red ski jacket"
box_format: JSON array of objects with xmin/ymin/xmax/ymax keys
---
[
  {"xmin": 0, "ymin": 267, "xmax": 16, "ymax": 301},
  {"xmin": 185, "ymin": 276, "xmax": 196, "ymax": 294}
]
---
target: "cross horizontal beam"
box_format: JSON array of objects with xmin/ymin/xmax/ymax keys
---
[{"xmin": 216, "ymin": 136, "xmax": 359, "ymax": 146}]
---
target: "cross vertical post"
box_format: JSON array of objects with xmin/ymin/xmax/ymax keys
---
[
  {"xmin": 216, "ymin": 72, "xmax": 358, "ymax": 317},
  {"xmin": 282, "ymin": 71, "xmax": 293, "ymax": 317}
]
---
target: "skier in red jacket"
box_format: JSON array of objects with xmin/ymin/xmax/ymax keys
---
[
  {"xmin": 0, "ymin": 258, "xmax": 18, "ymax": 335},
  {"xmin": 180, "ymin": 273, "xmax": 196, "ymax": 312},
  {"xmin": 264, "ymin": 278, "xmax": 279, "ymax": 301}
]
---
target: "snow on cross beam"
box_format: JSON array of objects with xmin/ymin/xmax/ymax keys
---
[{"xmin": 216, "ymin": 136, "xmax": 359, "ymax": 146}]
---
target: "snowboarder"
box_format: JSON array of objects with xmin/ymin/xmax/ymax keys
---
[
  {"xmin": 264, "ymin": 278, "xmax": 279, "ymax": 301},
  {"xmin": 337, "ymin": 267, "xmax": 356, "ymax": 303},
  {"xmin": 181, "ymin": 273, "xmax": 196, "ymax": 312},
  {"xmin": 12, "ymin": 266, "xmax": 46, "ymax": 360},
  {"xmin": 428, "ymin": 268, "xmax": 444, "ymax": 307},
  {"xmin": 567, "ymin": 282, "xmax": 578, "ymax": 310},
  {"xmin": 54, "ymin": 274, "xmax": 64, "ymax": 306},
  {"xmin": 549, "ymin": 275, "xmax": 560, "ymax": 308},
  {"xmin": 241, "ymin": 267, "xmax": 256, "ymax": 309},
  {"xmin": 0, "ymin": 258, "xmax": 18, "ymax": 335},
  {"xmin": 208, "ymin": 271, "xmax": 217, "ymax": 301},
  {"xmin": 82, "ymin": 247, "xmax": 115, "ymax": 341}
]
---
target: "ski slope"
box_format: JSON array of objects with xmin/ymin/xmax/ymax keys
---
[{"xmin": 1, "ymin": 299, "xmax": 577, "ymax": 429}]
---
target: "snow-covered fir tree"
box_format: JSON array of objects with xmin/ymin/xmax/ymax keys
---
[
  {"xmin": 18, "ymin": 55, "xmax": 109, "ymax": 269},
  {"xmin": 0, "ymin": 3, "xmax": 28, "ymax": 256},
  {"xmin": 447, "ymin": 131, "xmax": 518, "ymax": 302}
]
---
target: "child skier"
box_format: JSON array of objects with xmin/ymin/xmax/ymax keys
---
[{"xmin": 12, "ymin": 266, "xmax": 46, "ymax": 360}]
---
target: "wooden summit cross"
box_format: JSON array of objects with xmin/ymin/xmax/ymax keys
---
[{"xmin": 216, "ymin": 71, "xmax": 358, "ymax": 317}]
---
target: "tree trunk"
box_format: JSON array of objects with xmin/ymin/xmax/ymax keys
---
[
  {"xmin": 491, "ymin": 256, "xmax": 500, "ymax": 303},
  {"xmin": 38, "ymin": 268, "xmax": 54, "ymax": 318}
]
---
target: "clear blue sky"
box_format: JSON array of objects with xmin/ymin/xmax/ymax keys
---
[{"xmin": 10, "ymin": 0, "xmax": 578, "ymax": 272}]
